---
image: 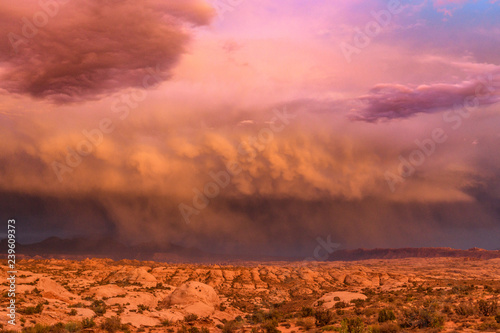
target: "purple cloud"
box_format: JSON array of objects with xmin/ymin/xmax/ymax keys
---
[{"xmin": 350, "ymin": 74, "xmax": 500, "ymax": 122}]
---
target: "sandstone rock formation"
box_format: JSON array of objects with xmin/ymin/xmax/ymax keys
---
[{"xmin": 163, "ymin": 281, "xmax": 220, "ymax": 317}]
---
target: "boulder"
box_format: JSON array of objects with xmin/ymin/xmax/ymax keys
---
[{"xmin": 163, "ymin": 281, "xmax": 220, "ymax": 317}]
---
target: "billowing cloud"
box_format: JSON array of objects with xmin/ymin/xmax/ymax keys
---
[
  {"xmin": 0, "ymin": 0, "xmax": 214, "ymax": 103},
  {"xmin": 1, "ymin": 94, "xmax": 500, "ymax": 253}
]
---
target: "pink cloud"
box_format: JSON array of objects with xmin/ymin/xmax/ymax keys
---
[{"xmin": 0, "ymin": 0, "xmax": 214, "ymax": 103}]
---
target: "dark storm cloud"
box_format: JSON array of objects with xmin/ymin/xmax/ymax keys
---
[
  {"xmin": 3, "ymin": 190, "xmax": 500, "ymax": 256},
  {"xmin": 0, "ymin": 0, "xmax": 214, "ymax": 103}
]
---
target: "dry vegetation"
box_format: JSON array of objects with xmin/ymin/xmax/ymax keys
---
[{"xmin": 1, "ymin": 257, "xmax": 499, "ymax": 332}]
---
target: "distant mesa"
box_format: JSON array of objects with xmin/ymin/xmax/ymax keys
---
[{"xmin": 1, "ymin": 237, "xmax": 500, "ymax": 262}]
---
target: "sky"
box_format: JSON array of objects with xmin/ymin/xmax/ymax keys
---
[{"xmin": 1, "ymin": 0, "xmax": 500, "ymax": 257}]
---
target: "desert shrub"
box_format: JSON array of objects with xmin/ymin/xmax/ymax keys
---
[
  {"xmin": 315, "ymin": 309, "xmax": 334, "ymax": 327},
  {"xmin": 261, "ymin": 319, "xmax": 280, "ymax": 333},
  {"xmin": 363, "ymin": 308, "xmax": 377, "ymax": 317},
  {"xmin": 81, "ymin": 317, "xmax": 96, "ymax": 329},
  {"xmin": 378, "ymin": 309, "xmax": 396, "ymax": 323},
  {"xmin": 495, "ymin": 314, "xmax": 500, "ymax": 323},
  {"xmin": 162, "ymin": 319, "xmax": 173, "ymax": 326},
  {"xmin": 22, "ymin": 323, "xmax": 66, "ymax": 333},
  {"xmin": 68, "ymin": 302, "xmax": 85, "ymax": 308},
  {"xmin": 351, "ymin": 299, "xmax": 365, "ymax": 308},
  {"xmin": 476, "ymin": 318, "xmax": 500, "ymax": 331},
  {"xmin": 266, "ymin": 309, "xmax": 283, "ymax": 322},
  {"xmin": 177, "ymin": 325, "xmax": 189, "ymax": 333},
  {"xmin": 321, "ymin": 325, "xmax": 337, "ymax": 331},
  {"xmin": 477, "ymin": 300, "xmax": 498, "ymax": 317},
  {"xmin": 296, "ymin": 318, "xmax": 315, "ymax": 330},
  {"xmin": 247, "ymin": 310, "xmax": 265, "ymax": 324},
  {"xmin": 373, "ymin": 322, "xmax": 400, "ymax": 333},
  {"xmin": 442, "ymin": 304, "xmax": 452, "ymax": 315},
  {"xmin": 90, "ymin": 300, "xmax": 106, "ymax": 316},
  {"xmin": 450, "ymin": 285, "xmax": 475, "ymax": 295},
  {"xmin": 401, "ymin": 306, "xmax": 444, "ymax": 329},
  {"xmin": 101, "ymin": 316, "xmax": 122, "ymax": 333},
  {"xmin": 301, "ymin": 306, "xmax": 315, "ymax": 317},
  {"xmin": 19, "ymin": 303, "xmax": 44, "ymax": 315},
  {"xmin": 455, "ymin": 303, "xmax": 475, "ymax": 317},
  {"xmin": 21, "ymin": 324, "xmax": 47, "ymax": 333},
  {"xmin": 68, "ymin": 309, "xmax": 77, "ymax": 316},
  {"xmin": 334, "ymin": 297, "xmax": 341, "ymax": 301},
  {"xmin": 137, "ymin": 304, "xmax": 150, "ymax": 312},
  {"xmin": 185, "ymin": 314, "xmax": 199, "ymax": 322},
  {"xmin": 222, "ymin": 320, "xmax": 242, "ymax": 333},
  {"xmin": 201, "ymin": 328, "xmax": 210, "ymax": 333},
  {"xmin": 340, "ymin": 317, "xmax": 364, "ymax": 333},
  {"xmin": 188, "ymin": 327, "xmax": 200, "ymax": 333},
  {"xmin": 335, "ymin": 302, "xmax": 348, "ymax": 309},
  {"xmin": 64, "ymin": 322, "xmax": 81, "ymax": 333}
]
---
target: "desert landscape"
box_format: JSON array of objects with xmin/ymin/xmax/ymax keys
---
[
  {"xmin": 1, "ymin": 256, "xmax": 500, "ymax": 333},
  {"xmin": 2, "ymin": 0, "xmax": 500, "ymax": 332}
]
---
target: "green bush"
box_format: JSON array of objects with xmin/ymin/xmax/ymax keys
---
[
  {"xmin": 296, "ymin": 318, "xmax": 315, "ymax": 331},
  {"xmin": 315, "ymin": 309, "xmax": 334, "ymax": 327},
  {"xmin": 335, "ymin": 302, "xmax": 348, "ymax": 309},
  {"xmin": 184, "ymin": 314, "xmax": 199, "ymax": 322},
  {"xmin": 340, "ymin": 317, "xmax": 364, "ymax": 333},
  {"xmin": 401, "ymin": 306, "xmax": 444, "ymax": 329},
  {"xmin": 321, "ymin": 325, "xmax": 337, "ymax": 331},
  {"xmin": 477, "ymin": 300, "xmax": 498, "ymax": 317},
  {"xmin": 261, "ymin": 319, "xmax": 280, "ymax": 333},
  {"xmin": 378, "ymin": 309, "xmax": 396, "ymax": 323},
  {"xmin": 188, "ymin": 327, "xmax": 200, "ymax": 333},
  {"xmin": 19, "ymin": 303, "xmax": 44, "ymax": 315},
  {"xmin": 351, "ymin": 299, "xmax": 365, "ymax": 308},
  {"xmin": 22, "ymin": 323, "xmax": 66, "ymax": 333},
  {"xmin": 222, "ymin": 320, "xmax": 242, "ymax": 333},
  {"xmin": 81, "ymin": 317, "xmax": 96, "ymax": 329},
  {"xmin": 64, "ymin": 322, "xmax": 81, "ymax": 333},
  {"xmin": 177, "ymin": 325, "xmax": 189, "ymax": 333},
  {"xmin": 455, "ymin": 303, "xmax": 475, "ymax": 317},
  {"xmin": 371, "ymin": 322, "xmax": 400, "ymax": 333},
  {"xmin": 301, "ymin": 306, "xmax": 314, "ymax": 317},
  {"xmin": 101, "ymin": 316, "xmax": 122, "ymax": 333},
  {"xmin": 90, "ymin": 300, "xmax": 106, "ymax": 316}
]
